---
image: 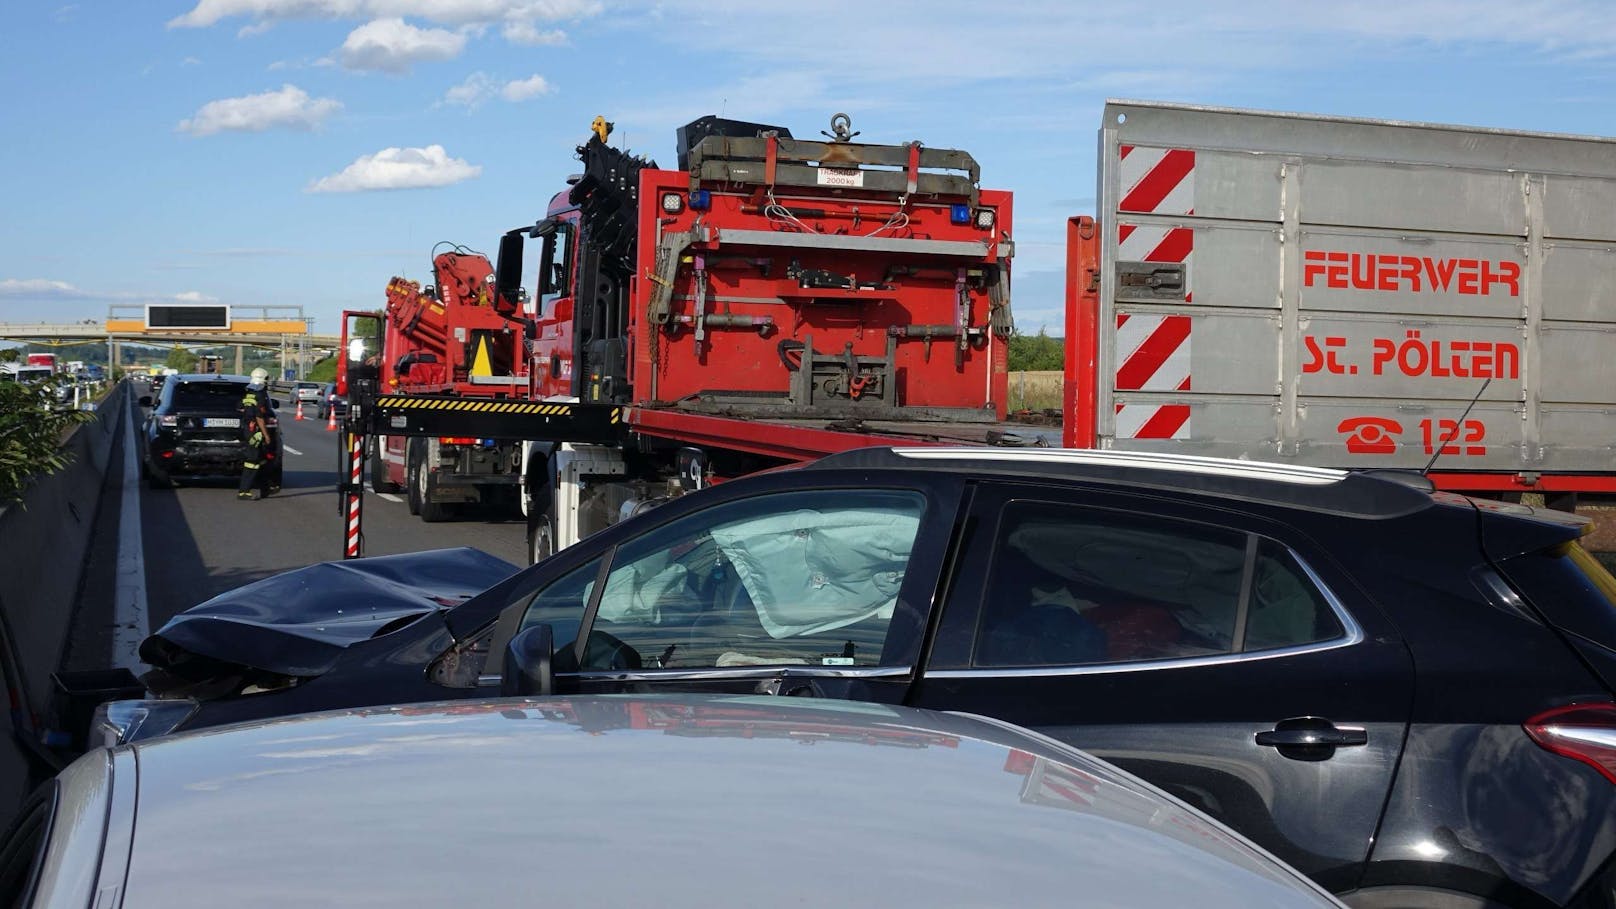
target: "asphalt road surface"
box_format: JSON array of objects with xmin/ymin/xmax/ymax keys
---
[{"xmin": 65, "ymin": 390, "xmax": 529, "ymax": 673}]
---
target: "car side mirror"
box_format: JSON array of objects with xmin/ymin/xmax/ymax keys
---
[
  {"xmin": 138, "ymin": 396, "xmax": 152, "ymax": 407},
  {"xmin": 494, "ymin": 229, "xmax": 527, "ymax": 316},
  {"xmin": 501, "ymin": 624, "xmax": 555, "ymax": 697}
]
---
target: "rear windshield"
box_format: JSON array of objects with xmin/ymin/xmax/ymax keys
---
[
  {"xmin": 1501, "ymin": 541, "xmax": 1616, "ymax": 651},
  {"xmin": 171, "ymin": 381, "xmax": 248, "ymax": 409}
]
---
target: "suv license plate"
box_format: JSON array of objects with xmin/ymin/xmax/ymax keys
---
[{"xmin": 203, "ymin": 418, "xmax": 240, "ymax": 428}]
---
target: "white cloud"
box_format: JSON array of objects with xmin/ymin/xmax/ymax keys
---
[
  {"xmin": 500, "ymin": 74, "xmax": 552, "ymax": 101},
  {"xmin": 237, "ymin": 20, "xmax": 274, "ymax": 36},
  {"xmin": 177, "ymin": 84, "xmax": 342, "ymax": 137},
  {"xmin": 0, "ymin": 279, "xmax": 221, "ymax": 307},
  {"xmin": 621, "ymin": 0, "xmax": 1616, "ymax": 90},
  {"xmin": 307, "ymin": 145, "xmax": 481, "ymax": 192},
  {"xmin": 169, "ymin": 0, "xmax": 604, "ymax": 43},
  {"xmin": 442, "ymin": 72, "xmax": 553, "ymax": 107},
  {"xmin": 0, "ymin": 279, "xmax": 83, "ymax": 299},
  {"xmin": 181, "ymin": 56, "xmax": 203, "ymax": 65},
  {"xmin": 502, "ymin": 21, "xmax": 565, "ymax": 45},
  {"xmin": 337, "ymin": 18, "xmax": 466, "ymax": 73},
  {"xmin": 442, "ymin": 71, "xmax": 496, "ymax": 107}
]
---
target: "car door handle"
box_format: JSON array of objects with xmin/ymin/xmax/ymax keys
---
[{"xmin": 1255, "ymin": 718, "xmax": 1368, "ymax": 749}]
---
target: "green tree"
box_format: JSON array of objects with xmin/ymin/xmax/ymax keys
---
[
  {"xmin": 1007, "ymin": 328, "xmax": 1064, "ymax": 372},
  {"xmin": 0, "ymin": 348, "xmax": 17, "ymax": 363},
  {"xmin": 0, "ymin": 379, "xmax": 93, "ymax": 503},
  {"xmin": 164, "ymin": 346, "xmax": 198, "ymax": 372},
  {"xmin": 306, "ymin": 356, "xmax": 337, "ymax": 382}
]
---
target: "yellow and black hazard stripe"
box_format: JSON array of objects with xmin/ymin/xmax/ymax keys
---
[{"xmin": 373, "ymin": 397, "xmax": 624, "ymax": 424}]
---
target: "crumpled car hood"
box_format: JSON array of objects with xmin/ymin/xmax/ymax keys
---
[{"xmin": 140, "ymin": 547, "xmax": 520, "ymax": 681}]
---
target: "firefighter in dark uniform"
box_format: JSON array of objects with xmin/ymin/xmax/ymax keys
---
[{"xmin": 238, "ymin": 368, "xmax": 277, "ymax": 500}]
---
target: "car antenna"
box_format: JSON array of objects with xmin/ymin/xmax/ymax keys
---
[{"xmin": 1421, "ymin": 377, "xmax": 1492, "ymax": 475}]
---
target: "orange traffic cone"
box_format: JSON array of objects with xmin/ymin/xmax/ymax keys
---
[
  {"xmin": 325, "ymin": 406, "xmax": 338, "ymax": 431},
  {"xmin": 294, "ymin": 401, "xmax": 305, "ymax": 421}
]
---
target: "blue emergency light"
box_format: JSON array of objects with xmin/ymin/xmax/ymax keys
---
[
  {"xmin": 950, "ymin": 203, "xmax": 972, "ymax": 225},
  {"xmin": 690, "ymin": 189, "xmax": 712, "ymax": 211}
]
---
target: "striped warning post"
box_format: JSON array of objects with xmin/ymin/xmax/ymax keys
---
[
  {"xmin": 345, "ymin": 433, "xmax": 363, "ymax": 559},
  {"xmin": 1115, "ymin": 144, "xmax": 1195, "ymax": 441}
]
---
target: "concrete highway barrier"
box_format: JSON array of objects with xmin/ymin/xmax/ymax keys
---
[{"xmin": 0, "ymin": 381, "xmax": 130, "ymax": 821}]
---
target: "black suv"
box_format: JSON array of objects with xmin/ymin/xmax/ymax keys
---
[
  {"xmin": 118, "ymin": 448, "xmax": 1616, "ymax": 909},
  {"xmin": 140, "ymin": 374, "xmax": 281, "ymax": 489}
]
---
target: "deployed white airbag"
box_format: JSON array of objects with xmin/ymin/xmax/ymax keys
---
[{"xmin": 712, "ymin": 505, "xmax": 919, "ymax": 638}]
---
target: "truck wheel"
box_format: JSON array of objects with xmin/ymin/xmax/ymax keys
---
[
  {"xmin": 370, "ymin": 438, "xmax": 400, "ymax": 493},
  {"xmin": 528, "ymin": 514, "xmax": 554, "ymax": 565},
  {"xmin": 412, "ymin": 441, "xmax": 451, "ymax": 523},
  {"xmin": 405, "ymin": 443, "xmax": 422, "ymax": 516}
]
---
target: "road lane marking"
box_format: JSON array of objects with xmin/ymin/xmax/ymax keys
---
[
  {"xmin": 283, "ymin": 445, "xmax": 304, "ymax": 456},
  {"xmin": 378, "ymin": 493, "xmax": 403, "ymax": 503},
  {"xmin": 113, "ymin": 393, "xmax": 150, "ymax": 674}
]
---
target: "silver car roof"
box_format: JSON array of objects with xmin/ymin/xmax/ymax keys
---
[{"xmin": 74, "ymin": 695, "xmax": 1337, "ymax": 909}]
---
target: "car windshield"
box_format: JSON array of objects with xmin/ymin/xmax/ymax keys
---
[{"xmin": 171, "ymin": 381, "xmax": 247, "ymax": 409}]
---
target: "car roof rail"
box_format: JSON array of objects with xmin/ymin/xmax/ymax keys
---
[{"xmin": 1348, "ymin": 469, "xmax": 1436, "ymax": 493}]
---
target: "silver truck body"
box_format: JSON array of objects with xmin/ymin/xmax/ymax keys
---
[{"xmin": 1098, "ymin": 100, "xmax": 1616, "ymax": 477}]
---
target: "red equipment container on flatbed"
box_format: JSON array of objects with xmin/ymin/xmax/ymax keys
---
[{"xmin": 508, "ymin": 114, "xmax": 1019, "ymax": 469}]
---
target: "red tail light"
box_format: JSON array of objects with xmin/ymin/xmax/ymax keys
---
[
  {"xmin": 438, "ymin": 437, "xmax": 477, "ymax": 446},
  {"xmin": 1525, "ymin": 702, "xmax": 1616, "ymax": 784}
]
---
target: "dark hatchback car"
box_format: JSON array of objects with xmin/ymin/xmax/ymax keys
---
[
  {"xmin": 114, "ymin": 448, "xmax": 1616, "ymax": 909},
  {"xmin": 140, "ymin": 374, "xmax": 281, "ymax": 489}
]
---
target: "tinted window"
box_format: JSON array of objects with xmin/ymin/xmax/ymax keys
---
[
  {"xmin": 973, "ymin": 501, "xmax": 1345, "ymax": 668},
  {"xmin": 581, "ymin": 490, "xmax": 926, "ymax": 671},
  {"xmin": 1502, "ymin": 541, "xmax": 1616, "ymax": 652},
  {"xmin": 170, "ymin": 381, "xmax": 247, "ymax": 409},
  {"xmin": 1246, "ymin": 540, "xmax": 1344, "ymax": 651}
]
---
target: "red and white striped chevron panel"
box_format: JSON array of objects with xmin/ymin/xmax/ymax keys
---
[{"xmin": 1115, "ymin": 145, "xmax": 1195, "ymax": 441}]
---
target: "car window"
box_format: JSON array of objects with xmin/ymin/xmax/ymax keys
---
[
  {"xmin": 1246, "ymin": 540, "xmax": 1344, "ymax": 651},
  {"xmin": 579, "ymin": 489, "xmax": 926, "ymax": 671},
  {"xmin": 170, "ymin": 381, "xmax": 247, "ymax": 408},
  {"xmin": 972, "ymin": 501, "xmax": 1345, "ymax": 668},
  {"xmin": 516, "ymin": 556, "xmax": 601, "ymax": 671}
]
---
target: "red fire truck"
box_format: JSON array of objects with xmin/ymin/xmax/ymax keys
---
[
  {"xmin": 339, "ymin": 113, "xmax": 1020, "ymax": 561},
  {"xmin": 366, "ymin": 243, "xmax": 531, "ymax": 522},
  {"xmin": 337, "ymin": 103, "xmax": 1616, "ymax": 561}
]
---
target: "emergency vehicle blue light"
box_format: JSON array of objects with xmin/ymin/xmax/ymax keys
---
[
  {"xmin": 690, "ymin": 189, "xmax": 712, "ymax": 211},
  {"xmin": 950, "ymin": 204, "xmax": 971, "ymax": 225}
]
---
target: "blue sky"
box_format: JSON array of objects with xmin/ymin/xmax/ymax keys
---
[{"xmin": 4, "ymin": 0, "xmax": 1616, "ymax": 335}]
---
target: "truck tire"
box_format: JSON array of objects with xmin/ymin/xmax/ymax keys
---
[
  {"xmin": 371, "ymin": 438, "xmax": 400, "ymax": 493},
  {"xmin": 527, "ymin": 512, "xmax": 554, "ymax": 565},
  {"xmin": 405, "ymin": 442, "xmax": 422, "ymax": 516},
  {"xmin": 410, "ymin": 439, "xmax": 451, "ymax": 523}
]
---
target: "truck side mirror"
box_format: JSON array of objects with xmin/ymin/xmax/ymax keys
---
[
  {"xmin": 501, "ymin": 624, "xmax": 555, "ymax": 697},
  {"xmin": 138, "ymin": 396, "xmax": 152, "ymax": 408},
  {"xmin": 494, "ymin": 230, "xmax": 526, "ymax": 317}
]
